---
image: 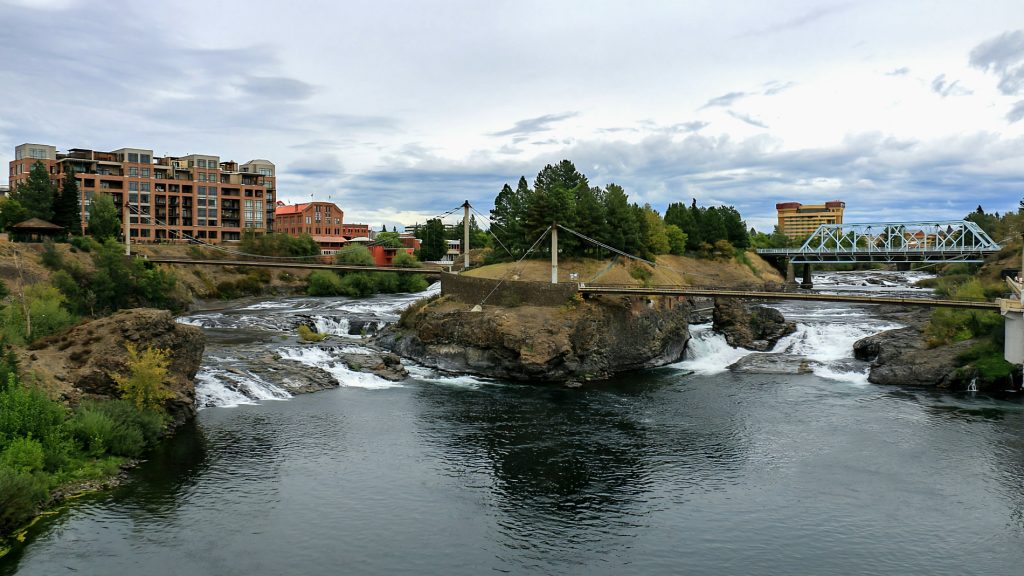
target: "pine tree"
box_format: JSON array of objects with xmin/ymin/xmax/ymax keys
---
[
  {"xmin": 11, "ymin": 161, "xmax": 56, "ymax": 221},
  {"xmin": 573, "ymin": 186, "xmax": 607, "ymax": 257},
  {"xmin": 602, "ymin": 184, "xmax": 638, "ymax": 254},
  {"xmin": 418, "ymin": 218, "xmax": 447, "ymax": 261},
  {"xmin": 52, "ymin": 170, "xmax": 82, "ymax": 235}
]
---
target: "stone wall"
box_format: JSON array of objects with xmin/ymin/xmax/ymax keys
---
[{"xmin": 440, "ymin": 272, "xmax": 579, "ymax": 307}]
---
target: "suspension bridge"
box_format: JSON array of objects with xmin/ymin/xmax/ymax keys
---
[{"xmin": 123, "ymin": 199, "xmax": 1021, "ymax": 364}]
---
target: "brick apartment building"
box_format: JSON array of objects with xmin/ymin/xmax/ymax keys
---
[
  {"xmin": 8, "ymin": 143, "xmax": 277, "ymax": 242},
  {"xmin": 274, "ymin": 201, "xmax": 371, "ymax": 254}
]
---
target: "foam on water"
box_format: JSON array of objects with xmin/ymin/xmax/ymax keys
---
[
  {"xmin": 771, "ymin": 321, "xmax": 902, "ymax": 363},
  {"xmin": 278, "ymin": 347, "xmax": 403, "ymax": 389},
  {"xmin": 195, "ymin": 367, "xmax": 291, "ymax": 409},
  {"xmin": 404, "ymin": 364, "xmax": 497, "ymax": 389},
  {"xmin": 671, "ymin": 324, "xmax": 752, "ymax": 375}
]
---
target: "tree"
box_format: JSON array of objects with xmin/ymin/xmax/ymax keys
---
[
  {"xmin": 720, "ymin": 206, "xmax": 750, "ymax": 248},
  {"xmin": 52, "ymin": 170, "xmax": 82, "ymax": 235},
  {"xmin": 525, "ymin": 161, "xmax": 585, "ymax": 254},
  {"xmin": 374, "ymin": 231, "xmax": 404, "ymax": 248},
  {"xmin": 642, "ymin": 204, "xmax": 670, "ymax": 255},
  {"xmin": 113, "ymin": 343, "xmax": 173, "ymax": 412},
  {"xmin": 602, "ymin": 183, "xmax": 639, "ymax": 254},
  {"xmin": 0, "ymin": 198, "xmax": 29, "ymax": 232},
  {"xmin": 664, "ymin": 201, "xmax": 696, "ymax": 244},
  {"xmin": 665, "ymin": 224, "xmax": 688, "ymax": 255},
  {"xmin": 573, "ymin": 186, "xmax": 608, "ymax": 256},
  {"xmin": 88, "ymin": 193, "xmax": 121, "ymax": 240},
  {"xmin": 418, "ymin": 218, "xmax": 447, "ymax": 261},
  {"xmin": 11, "ymin": 161, "xmax": 56, "ymax": 222}
]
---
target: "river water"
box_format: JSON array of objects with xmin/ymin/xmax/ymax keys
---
[{"xmin": 3, "ymin": 273, "xmax": 1023, "ymax": 575}]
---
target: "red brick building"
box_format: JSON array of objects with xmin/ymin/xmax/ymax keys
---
[{"xmin": 274, "ymin": 201, "xmax": 370, "ymax": 255}]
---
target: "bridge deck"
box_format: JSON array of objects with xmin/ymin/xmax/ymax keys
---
[
  {"xmin": 146, "ymin": 258, "xmax": 442, "ymax": 275},
  {"xmin": 579, "ymin": 285, "xmax": 1000, "ymax": 310}
]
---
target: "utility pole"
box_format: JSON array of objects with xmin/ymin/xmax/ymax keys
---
[
  {"xmin": 463, "ymin": 200, "xmax": 470, "ymax": 270},
  {"xmin": 551, "ymin": 222, "xmax": 558, "ymax": 284},
  {"xmin": 124, "ymin": 197, "xmax": 131, "ymax": 256}
]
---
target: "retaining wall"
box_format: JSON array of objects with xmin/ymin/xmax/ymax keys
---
[{"xmin": 441, "ymin": 273, "xmax": 579, "ymax": 307}]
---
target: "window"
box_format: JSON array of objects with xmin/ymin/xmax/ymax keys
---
[
  {"xmin": 129, "ymin": 182, "xmax": 139, "ymax": 191},
  {"xmin": 197, "ymin": 159, "xmax": 207, "ymax": 168},
  {"xmin": 142, "ymin": 168, "xmax": 150, "ymax": 178},
  {"xmin": 129, "ymin": 193, "xmax": 139, "ymax": 203},
  {"xmin": 198, "ymin": 186, "xmax": 207, "ymax": 196},
  {"xmin": 141, "ymin": 183, "xmax": 150, "ymax": 192},
  {"xmin": 141, "ymin": 194, "xmax": 150, "ymax": 204},
  {"xmin": 305, "ymin": 216, "xmax": 311, "ymax": 225},
  {"xmin": 198, "ymin": 173, "xmax": 206, "ymax": 182},
  {"xmin": 140, "ymin": 154, "xmax": 151, "ymax": 164},
  {"xmin": 208, "ymin": 186, "xmax": 217, "ymax": 196},
  {"xmin": 129, "ymin": 167, "xmax": 138, "ymax": 177},
  {"xmin": 128, "ymin": 153, "xmax": 139, "ymax": 163},
  {"xmin": 258, "ymin": 167, "xmax": 272, "ymax": 176}
]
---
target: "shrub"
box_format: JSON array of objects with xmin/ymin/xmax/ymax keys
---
[
  {"xmin": 0, "ymin": 464, "xmax": 49, "ymax": 535},
  {"xmin": 335, "ymin": 245, "xmax": 375, "ymax": 266},
  {"xmin": 87, "ymin": 399, "xmax": 165, "ymax": 447},
  {"xmin": 297, "ymin": 325, "xmax": 328, "ymax": 342},
  {"xmin": 1, "ymin": 283, "xmax": 78, "ymax": 344},
  {"xmin": 112, "ymin": 343, "xmax": 173, "ymax": 412},
  {"xmin": 398, "ymin": 274, "xmax": 429, "ymax": 293},
  {"xmin": 0, "ymin": 374, "xmax": 67, "ymax": 452},
  {"xmin": 392, "ymin": 251, "xmax": 421, "ymax": 268},
  {"xmin": 40, "ymin": 240, "xmax": 65, "ymax": 270},
  {"xmin": 66, "ymin": 408, "xmax": 117, "ymax": 457},
  {"xmin": 338, "ymin": 272, "xmax": 377, "ymax": 297},
  {"xmin": 68, "ymin": 236, "xmax": 99, "ymax": 253},
  {"xmin": 307, "ymin": 270, "xmax": 345, "ymax": 296},
  {"xmin": 0, "ymin": 278, "xmax": 7, "ymax": 299},
  {"xmin": 0, "ymin": 436, "xmax": 46, "ymax": 474},
  {"xmin": 629, "ymin": 264, "xmax": 653, "ymax": 285}
]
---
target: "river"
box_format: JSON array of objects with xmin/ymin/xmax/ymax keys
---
[{"xmin": 3, "ymin": 272, "xmax": 1023, "ymax": 575}]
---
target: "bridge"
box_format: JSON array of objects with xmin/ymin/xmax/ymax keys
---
[
  {"xmin": 145, "ymin": 258, "xmax": 442, "ymax": 276},
  {"xmin": 756, "ymin": 220, "xmax": 1001, "ymax": 263},
  {"xmin": 754, "ymin": 220, "xmax": 1000, "ymax": 288}
]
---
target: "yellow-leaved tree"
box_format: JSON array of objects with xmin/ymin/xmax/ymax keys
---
[{"xmin": 113, "ymin": 343, "xmax": 173, "ymax": 411}]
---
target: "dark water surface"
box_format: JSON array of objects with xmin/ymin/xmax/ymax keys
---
[{"xmin": 4, "ymin": 370, "xmax": 1023, "ymax": 575}]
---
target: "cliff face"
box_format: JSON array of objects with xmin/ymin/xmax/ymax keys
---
[
  {"xmin": 379, "ymin": 294, "xmax": 692, "ymax": 382},
  {"xmin": 18, "ymin": 308, "xmax": 205, "ymax": 426}
]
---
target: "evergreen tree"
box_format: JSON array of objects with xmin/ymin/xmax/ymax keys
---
[
  {"xmin": 53, "ymin": 169, "xmax": 82, "ymax": 235},
  {"xmin": 664, "ymin": 201, "xmax": 696, "ymax": 246},
  {"xmin": 665, "ymin": 224, "xmax": 687, "ymax": 255},
  {"xmin": 719, "ymin": 206, "xmax": 749, "ymax": 248},
  {"xmin": 11, "ymin": 161, "xmax": 56, "ymax": 221},
  {"xmin": 526, "ymin": 161, "xmax": 586, "ymax": 254},
  {"xmin": 687, "ymin": 198, "xmax": 703, "ymax": 250},
  {"xmin": 418, "ymin": 218, "xmax": 447, "ymax": 261},
  {"xmin": 602, "ymin": 183, "xmax": 638, "ymax": 254},
  {"xmin": 573, "ymin": 186, "xmax": 608, "ymax": 256},
  {"xmin": 88, "ymin": 193, "xmax": 121, "ymax": 240},
  {"xmin": 698, "ymin": 206, "xmax": 727, "ymax": 246}
]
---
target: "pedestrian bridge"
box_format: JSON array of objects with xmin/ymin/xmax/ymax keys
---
[{"xmin": 756, "ymin": 220, "xmax": 1001, "ymax": 264}]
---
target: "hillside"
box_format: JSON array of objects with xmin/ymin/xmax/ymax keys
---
[{"xmin": 464, "ymin": 251, "xmax": 785, "ymax": 287}]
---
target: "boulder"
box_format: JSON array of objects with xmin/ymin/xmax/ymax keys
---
[
  {"xmin": 712, "ymin": 299, "xmax": 796, "ymax": 351},
  {"xmin": 378, "ymin": 294, "xmax": 692, "ymax": 382},
  {"xmin": 853, "ymin": 327, "xmax": 976, "ymax": 388},
  {"xmin": 19, "ymin": 308, "xmax": 205, "ymax": 427}
]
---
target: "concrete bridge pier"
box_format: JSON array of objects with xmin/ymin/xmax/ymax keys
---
[
  {"xmin": 800, "ymin": 263, "xmax": 813, "ymax": 289},
  {"xmin": 785, "ymin": 261, "xmax": 796, "ymax": 286}
]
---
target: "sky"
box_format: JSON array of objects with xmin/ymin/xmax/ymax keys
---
[{"xmin": 1, "ymin": 0, "xmax": 1023, "ymax": 234}]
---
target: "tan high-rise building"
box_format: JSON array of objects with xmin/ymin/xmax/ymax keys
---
[
  {"xmin": 8, "ymin": 143, "xmax": 277, "ymax": 242},
  {"xmin": 776, "ymin": 201, "xmax": 845, "ymax": 239}
]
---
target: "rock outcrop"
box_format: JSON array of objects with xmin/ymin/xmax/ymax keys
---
[
  {"xmin": 712, "ymin": 299, "xmax": 796, "ymax": 351},
  {"xmin": 19, "ymin": 308, "xmax": 205, "ymax": 426},
  {"xmin": 853, "ymin": 327, "xmax": 976, "ymax": 388},
  {"xmin": 378, "ymin": 294, "xmax": 692, "ymax": 382}
]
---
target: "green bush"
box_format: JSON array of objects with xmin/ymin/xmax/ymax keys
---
[
  {"xmin": 86, "ymin": 399, "xmax": 165, "ymax": 447},
  {"xmin": 0, "ymin": 375, "xmax": 68, "ymax": 452},
  {"xmin": 1, "ymin": 436, "xmax": 46, "ymax": 474},
  {"xmin": 0, "ymin": 464, "xmax": 49, "ymax": 535},
  {"xmin": 335, "ymin": 244, "xmax": 375, "ymax": 266},
  {"xmin": 307, "ymin": 270, "xmax": 345, "ymax": 296},
  {"xmin": 338, "ymin": 272, "xmax": 377, "ymax": 297},
  {"xmin": 392, "ymin": 251, "xmax": 421, "ymax": 268},
  {"xmin": 398, "ymin": 274, "xmax": 429, "ymax": 293},
  {"xmin": 66, "ymin": 408, "xmax": 117, "ymax": 457},
  {"xmin": 40, "ymin": 240, "xmax": 65, "ymax": 270},
  {"xmin": 68, "ymin": 236, "xmax": 99, "ymax": 253},
  {"xmin": 630, "ymin": 264, "xmax": 653, "ymax": 285},
  {"xmin": 240, "ymin": 231, "xmax": 320, "ymax": 257}
]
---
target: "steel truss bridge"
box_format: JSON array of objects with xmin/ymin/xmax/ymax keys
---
[{"xmin": 755, "ymin": 220, "xmax": 1001, "ymax": 264}]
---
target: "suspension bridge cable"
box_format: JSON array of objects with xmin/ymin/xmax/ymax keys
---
[
  {"xmin": 467, "ymin": 205, "xmax": 515, "ymax": 260},
  {"xmin": 478, "ymin": 226, "xmax": 551, "ymax": 308},
  {"xmin": 555, "ymin": 224, "xmax": 657, "ymax": 267}
]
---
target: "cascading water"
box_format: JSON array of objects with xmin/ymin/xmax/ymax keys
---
[
  {"xmin": 181, "ymin": 283, "xmax": 441, "ymax": 407},
  {"xmin": 674, "ymin": 270, "xmax": 925, "ymax": 384}
]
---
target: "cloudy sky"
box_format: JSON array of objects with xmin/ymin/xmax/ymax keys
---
[{"xmin": 2, "ymin": 0, "xmax": 1023, "ymax": 233}]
